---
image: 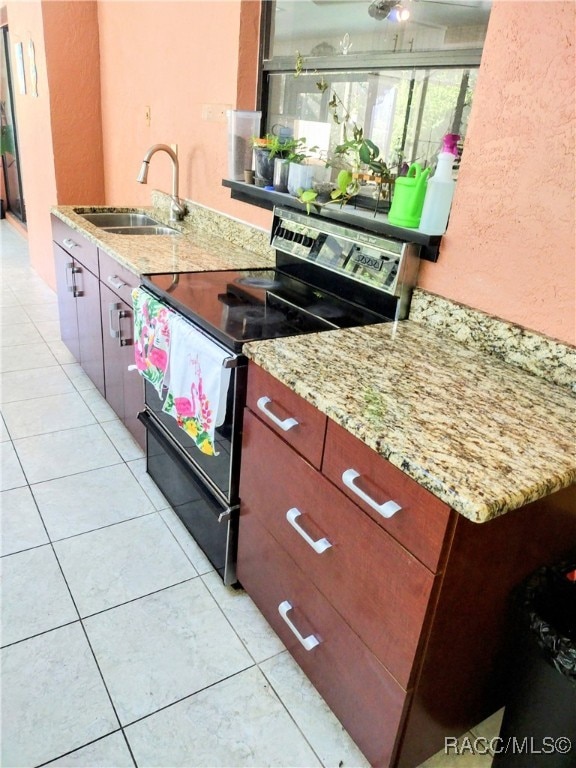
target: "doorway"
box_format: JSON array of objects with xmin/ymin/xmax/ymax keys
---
[{"xmin": 1, "ymin": 25, "xmax": 26, "ymax": 223}]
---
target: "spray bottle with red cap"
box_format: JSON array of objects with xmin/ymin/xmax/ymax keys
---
[{"xmin": 419, "ymin": 133, "xmax": 459, "ymax": 235}]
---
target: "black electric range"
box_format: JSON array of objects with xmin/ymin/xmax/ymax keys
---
[{"xmin": 138, "ymin": 207, "xmax": 421, "ymax": 584}]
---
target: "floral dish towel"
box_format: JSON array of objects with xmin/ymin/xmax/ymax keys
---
[
  {"xmin": 162, "ymin": 313, "xmax": 231, "ymax": 456},
  {"xmin": 132, "ymin": 287, "xmax": 173, "ymax": 395}
]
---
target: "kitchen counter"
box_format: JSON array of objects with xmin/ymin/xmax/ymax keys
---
[
  {"xmin": 52, "ymin": 203, "xmax": 575, "ymax": 523},
  {"xmin": 51, "ymin": 205, "xmax": 275, "ymax": 276},
  {"xmin": 243, "ymin": 322, "xmax": 576, "ymax": 523}
]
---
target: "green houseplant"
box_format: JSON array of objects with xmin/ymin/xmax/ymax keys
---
[
  {"xmin": 252, "ymin": 134, "xmax": 312, "ymax": 190},
  {"xmin": 293, "ymin": 56, "xmax": 395, "ymax": 213}
]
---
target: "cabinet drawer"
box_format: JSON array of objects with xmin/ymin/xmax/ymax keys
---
[
  {"xmin": 241, "ymin": 409, "xmax": 434, "ymax": 688},
  {"xmin": 237, "ymin": 512, "xmax": 409, "ymax": 768},
  {"xmin": 246, "ymin": 363, "xmax": 327, "ymax": 469},
  {"xmin": 323, "ymin": 420, "xmax": 453, "ymax": 572},
  {"xmin": 51, "ymin": 215, "xmax": 99, "ymax": 276},
  {"xmin": 99, "ymin": 249, "xmax": 140, "ymax": 307}
]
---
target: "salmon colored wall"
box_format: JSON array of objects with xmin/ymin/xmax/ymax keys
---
[
  {"xmin": 43, "ymin": 1, "xmax": 105, "ymax": 205},
  {"xmin": 4, "ymin": 1, "xmax": 57, "ymax": 286},
  {"xmin": 6, "ymin": 1, "xmax": 574, "ymax": 341},
  {"xmin": 5, "ymin": 0, "xmax": 104, "ymax": 288},
  {"xmin": 97, "ymin": 0, "xmax": 269, "ymax": 230},
  {"xmin": 418, "ymin": 2, "xmax": 575, "ymax": 344}
]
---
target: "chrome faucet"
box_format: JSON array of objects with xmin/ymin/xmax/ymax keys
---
[{"xmin": 136, "ymin": 144, "xmax": 186, "ymax": 222}]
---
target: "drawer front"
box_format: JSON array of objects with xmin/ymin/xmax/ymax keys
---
[
  {"xmin": 99, "ymin": 249, "xmax": 140, "ymax": 306},
  {"xmin": 323, "ymin": 420, "xmax": 453, "ymax": 572},
  {"xmin": 237, "ymin": 512, "xmax": 409, "ymax": 768},
  {"xmin": 246, "ymin": 363, "xmax": 327, "ymax": 469},
  {"xmin": 241, "ymin": 409, "xmax": 434, "ymax": 688},
  {"xmin": 51, "ymin": 215, "xmax": 99, "ymax": 276}
]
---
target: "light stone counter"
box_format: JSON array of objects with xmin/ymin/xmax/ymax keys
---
[
  {"xmin": 51, "ymin": 202, "xmax": 275, "ymax": 276},
  {"xmin": 243, "ymin": 321, "xmax": 576, "ymax": 523},
  {"xmin": 52, "ymin": 200, "xmax": 575, "ymax": 523}
]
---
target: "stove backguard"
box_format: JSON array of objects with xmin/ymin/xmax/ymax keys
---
[{"xmin": 271, "ymin": 206, "xmax": 421, "ymax": 321}]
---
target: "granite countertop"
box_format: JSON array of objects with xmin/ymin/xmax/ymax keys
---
[
  {"xmin": 52, "ymin": 204, "xmax": 575, "ymax": 522},
  {"xmin": 51, "ymin": 205, "xmax": 275, "ymax": 276},
  {"xmin": 243, "ymin": 322, "xmax": 576, "ymax": 523}
]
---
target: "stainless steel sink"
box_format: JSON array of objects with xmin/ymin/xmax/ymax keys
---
[
  {"xmin": 102, "ymin": 225, "xmax": 180, "ymax": 236},
  {"xmin": 76, "ymin": 211, "xmax": 180, "ymax": 235}
]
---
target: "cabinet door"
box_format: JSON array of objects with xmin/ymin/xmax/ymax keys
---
[
  {"xmin": 121, "ymin": 301, "xmax": 145, "ymax": 449},
  {"xmin": 53, "ymin": 243, "xmax": 80, "ymax": 361},
  {"xmin": 75, "ymin": 264, "xmax": 105, "ymax": 395},
  {"xmin": 100, "ymin": 283, "xmax": 145, "ymax": 449}
]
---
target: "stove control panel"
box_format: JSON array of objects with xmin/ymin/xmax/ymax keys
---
[{"xmin": 271, "ymin": 207, "xmax": 419, "ymax": 298}]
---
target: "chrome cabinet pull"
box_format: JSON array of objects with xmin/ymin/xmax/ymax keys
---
[
  {"xmin": 256, "ymin": 396, "xmax": 299, "ymax": 431},
  {"xmin": 118, "ymin": 309, "xmax": 132, "ymax": 347},
  {"xmin": 286, "ymin": 508, "xmax": 332, "ymax": 554},
  {"xmin": 65, "ymin": 262, "xmax": 75, "ymax": 292},
  {"xmin": 278, "ymin": 600, "xmax": 320, "ymax": 651},
  {"xmin": 71, "ymin": 266, "xmax": 83, "ymax": 298},
  {"xmin": 63, "ymin": 237, "xmax": 79, "ymax": 249},
  {"xmin": 108, "ymin": 275, "xmax": 126, "ymax": 290},
  {"xmin": 341, "ymin": 469, "xmax": 401, "ymax": 518},
  {"xmin": 108, "ymin": 302, "xmax": 121, "ymax": 339}
]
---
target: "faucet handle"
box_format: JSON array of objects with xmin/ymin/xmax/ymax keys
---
[{"xmin": 170, "ymin": 197, "xmax": 186, "ymax": 222}]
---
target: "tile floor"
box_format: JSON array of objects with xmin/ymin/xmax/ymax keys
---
[{"xmin": 0, "ymin": 220, "xmax": 502, "ymax": 767}]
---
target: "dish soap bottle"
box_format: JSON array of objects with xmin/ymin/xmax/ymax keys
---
[{"xmin": 419, "ymin": 134, "xmax": 459, "ymax": 235}]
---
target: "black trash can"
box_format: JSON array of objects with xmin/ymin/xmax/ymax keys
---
[{"xmin": 492, "ymin": 554, "xmax": 576, "ymax": 767}]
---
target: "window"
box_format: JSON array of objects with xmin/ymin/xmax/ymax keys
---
[{"xmin": 261, "ymin": 0, "xmax": 491, "ymax": 174}]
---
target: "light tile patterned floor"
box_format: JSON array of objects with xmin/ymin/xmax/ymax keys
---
[{"xmin": 0, "ymin": 220, "xmax": 502, "ymax": 767}]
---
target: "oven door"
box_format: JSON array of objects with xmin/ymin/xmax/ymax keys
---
[
  {"xmin": 139, "ymin": 411, "xmax": 239, "ymax": 586},
  {"xmin": 143, "ymin": 359, "xmax": 247, "ymax": 505}
]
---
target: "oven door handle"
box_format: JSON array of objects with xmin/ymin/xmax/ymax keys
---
[{"xmin": 256, "ymin": 396, "xmax": 299, "ymax": 431}]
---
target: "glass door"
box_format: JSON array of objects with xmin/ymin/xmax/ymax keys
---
[{"xmin": 1, "ymin": 26, "xmax": 26, "ymax": 222}]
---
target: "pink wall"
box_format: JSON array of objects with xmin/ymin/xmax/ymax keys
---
[
  {"xmin": 418, "ymin": 2, "xmax": 575, "ymax": 344},
  {"xmin": 97, "ymin": 0, "xmax": 269, "ymax": 229},
  {"xmin": 5, "ymin": 0, "xmax": 104, "ymax": 288}
]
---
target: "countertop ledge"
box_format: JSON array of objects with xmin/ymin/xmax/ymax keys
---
[
  {"xmin": 243, "ymin": 322, "xmax": 576, "ymax": 523},
  {"xmin": 51, "ymin": 205, "xmax": 275, "ymax": 276}
]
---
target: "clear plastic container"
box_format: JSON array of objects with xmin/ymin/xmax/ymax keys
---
[{"xmin": 227, "ymin": 110, "xmax": 262, "ymax": 181}]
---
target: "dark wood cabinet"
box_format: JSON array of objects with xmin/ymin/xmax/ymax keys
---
[
  {"xmin": 100, "ymin": 282, "xmax": 145, "ymax": 449},
  {"xmin": 53, "ymin": 242, "xmax": 80, "ymax": 361},
  {"xmin": 52, "ymin": 216, "xmax": 144, "ymax": 448},
  {"xmin": 52, "ymin": 225, "xmax": 104, "ymax": 395},
  {"xmin": 76, "ymin": 264, "xmax": 105, "ymax": 395},
  {"xmin": 241, "ymin": 409, "xmax": 434, "ymax": 689},
  {"xmin": 238, "ymin": 362, "xmax": 576, "ymax": 768}
]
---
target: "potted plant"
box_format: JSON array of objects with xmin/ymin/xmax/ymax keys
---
[
  {"xmin": 252, "ymin": 136, "xmax": 275, "ymax": 188},
  {"xmin": 293, "ymin": 59, "xmax": 395, "ymax": 213},
  {"xmin": 269, "ymin": 135, "xmax": 308, "ymax": 193}
]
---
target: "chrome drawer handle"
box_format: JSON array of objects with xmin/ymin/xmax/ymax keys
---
[
  {"xmin": 286, "ymin": 508, "xmax": 332, "ymax": 554},
  {"xmin": 108, "ymin": 302, "xmax": 121, "ymax": 339},
  {"xmin": 63, "ymin": 237, "xmax": 79, "ymax": 249},
  {"xmin": 341, "ymin": 469, "xmax": 401, "ymax": 519},
  {"xmin": 278, "ymin": 600, "xmax": 320, "ymax": 651},
  {"xmin": 108, "ymin": 275, "xmax": 127, "ymax": 290},
  {"xmin": 256, "ymin": 396, "xmax": 298, "ymax": 431}
]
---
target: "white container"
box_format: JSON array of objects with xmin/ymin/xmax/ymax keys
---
[
  {"xmin": 419, "ymin": 151, "xmax": 456, "ymax": 235},
  {"xmin": 227, "ymin": 110, "xmax": 261, "ymax": 181},
  {"xmin": 287, "ymin": 163, "xmax": 315, "ymax": 196}
]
